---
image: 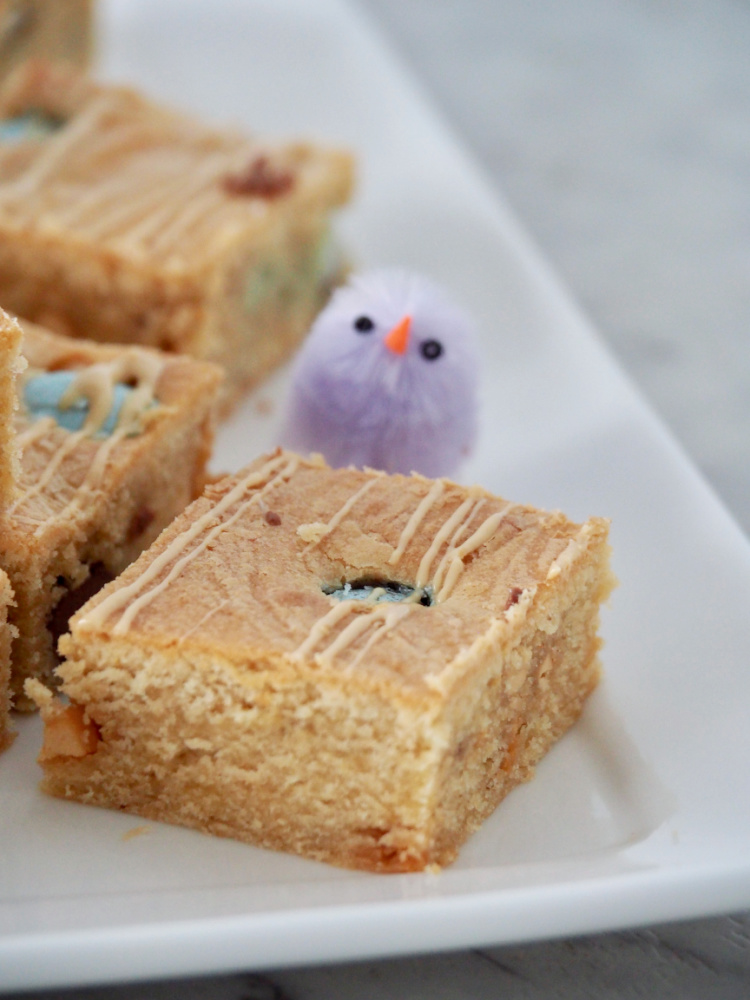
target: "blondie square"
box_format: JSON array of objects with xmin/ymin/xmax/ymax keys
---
[
  {"xmin": 36, "ymin": 451, "xmax": 614, "ymax": 871},
  {"xmin": 0, "ymin": 1, "xmax": 93, "ymax": 89},
  {"xmin": 0, "ymin": 61, "xmax": 354, "ymax": 411},
  {"xmin": 2, "ymin": 309, "xmax": 223, "ymax": 711}
]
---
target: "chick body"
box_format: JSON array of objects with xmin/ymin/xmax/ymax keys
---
[{"xmin": 283, "ymin": 270, "xmax": 479, "ymax": 477}]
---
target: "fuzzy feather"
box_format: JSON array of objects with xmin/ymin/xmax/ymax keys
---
[{"xmin": 283, "ymin": 270, "xmax": 479, "ymax": 477}]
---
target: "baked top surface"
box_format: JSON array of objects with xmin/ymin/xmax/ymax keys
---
[
  {"xmin": 7, "ymin": 320, "xmax": 221, "ymax": 538},
  {"xmin": 73, "ymin": 450, "xmax": 604, "ymax": 690},
  {"xmin": 0, "ymin": 62, "xmax": 353, "ymax": 271}
]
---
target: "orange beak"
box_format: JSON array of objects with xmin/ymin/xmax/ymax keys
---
[{"xmin": 383, "ymin": 315, "xmax": 411, "ymax": 355}]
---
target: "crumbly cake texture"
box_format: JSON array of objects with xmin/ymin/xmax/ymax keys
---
[
  {"xmin": 0, "ymin": 308, "xmax": 22, "ymax": 510},
  {"xmin": 0, "ymin": 1, "xmax": 93, "ymax": 88},
  {"xmin": 0, "ymin": 61, "xmax": 354, "ymax": 412},
  {"xmin": 0, "ymin": 568, "xmax": 15, "ymax": 750},
  {"xmin": 36, "ymin": 451, "xmax": 614, "ymax": 872},
  {"xmin": 3, "ymin": 312, "xmax": 223, "ymax": 711}
]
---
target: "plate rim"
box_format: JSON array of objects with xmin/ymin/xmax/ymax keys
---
[{"xmin": 2, "ymin": 0, "xmax": 750, "ymax": 990}]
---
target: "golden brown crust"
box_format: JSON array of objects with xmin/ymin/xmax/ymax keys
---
[
  {"xmin": 72, "ymin": 453, "xmax": 607, "ymax": 689},
  {"xmin": 0, "ymin": 63, "xmax": 355, "ymax": 408},
  {"xmin": 40, "ymin": 451, "xmax": 614, "ymax": 871},
  {"xmin": 0, "ymin": 65, "xmax": 354, "ymax": 270},
  {"xmin": 4, "ymin": 318, "xmax": 224, "ymax": 708}
]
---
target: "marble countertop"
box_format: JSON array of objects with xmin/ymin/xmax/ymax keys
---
[
  {"xmin": 366, "ymin": 0, "xmax": 750, "ymax": 541},
  {"xmin": 8, "ymin": 1, "xmax": 750, "ymax": 996}
]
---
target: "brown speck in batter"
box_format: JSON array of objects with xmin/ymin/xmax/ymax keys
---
[
  {"xmin": 504, "ymin": 586, "xmax": 523, "ymax": 611},
  {"xmin": 223, "ymin": 155, "xmax": 295, "ymax": 198}
]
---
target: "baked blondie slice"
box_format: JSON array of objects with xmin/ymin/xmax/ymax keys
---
[
  {"xmin": 0, "ymin": 1, "xmax": 93, "ymax": 89},
  {"xmin": 0, "ymin": 61, "xmax": 354, "ymax": 411},
  {"xmin": 3, "ymin": 309, "xmax": 223, "ymax": 710},
  {"xmin": 34, "ymin": 451, "xmax": 614, "ymax": 871}
]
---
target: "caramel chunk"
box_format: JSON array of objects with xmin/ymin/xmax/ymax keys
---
[{"xmin": 38, "ymin": 701, "xmax": 99, "ymax": 762}]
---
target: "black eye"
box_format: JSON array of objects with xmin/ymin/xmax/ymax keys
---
[
  {"xmin": 420, "ymin": 339, "xmax": 443, "ymax": 360},
  {"xmin": 354, "ymin": 315, "xmax": 374, "ymax": 333}
]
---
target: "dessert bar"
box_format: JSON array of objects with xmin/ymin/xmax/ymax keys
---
[
  {"xmin": 34, "ymin": 451, "xmax": 614, "ymax": 871},
  {"xmin": 0, "ymin": 61, "xmax": 354, "ymax": 411},
  {"xmin": 2, "ymin": 309, "xmax": 222, "ymax": 711}
]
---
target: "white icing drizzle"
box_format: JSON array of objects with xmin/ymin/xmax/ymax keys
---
[
  {"xmin": 8, "ymin": 428, "xmax": 87, "ymax": 515},
  {"xmin": 112, "ymin": 458, "xmax": 299, "ymax": 636},
  {"xmin": 316, "ymin": 609, "xmax": 381, "ymax": 665},
  {"xmin": 291, "ymin": 601, "xmax": 355, "ymax": 660},
  {"xmin": 176, "ymin": 597, "xmax": 232, "ymax": 648},
  {"xmin": 292, "ymin": 600, "xmax": 413, "ymax": 669},
  {"xmin": 431, "ymin": 498, "xmax": 487, "ymax": 595},
  {"xmin": 36, "ymin": 426, "xmax": 128, "ymax": 538},
  {"xmin": 347, "ymin": 604, "xmax": 413, "ymax": 670},
  {"xmin": 109, "ymin": 151, "xmax": 231, "ymax": 253},
  {"xmin": 0, "ymin": 93, "xmax": 116, "ymax": 202},
  {"xmin": 15, "ymin": 415, "xmax": 55, "ymax": 451},
  {"xmin": 152, "ymin": 188, "xmax": 255, "ymax": 255},
  {"xmin": 75, "ymin": 425, "xmax": 127, "ymax": 487},
  {"xmin": 387, "ymin": 479, "xmax": 444, "ymax": 567},
  {"xmin": 0, "ymin": 87, "xmax": 270, "ymax": 260},
  {"xmin": 59, "ymin": 352, "xmax": 163, "ymax": 436},
  {"xmin": 415, "ymin": 495, "xmax": 478, "ymax": 588},
  {"xmin": 298, "ymin": 475, "xmax": 381, "ymax": 548},
  {"xmin": 10, "ymin": 352, "xmax": 164, "ymax": 524},
  {"xmin": 135, "ymin": 153, "xmax": 240, "ymax": 253},
  {"xmin": 435, "ymin": 505, "xmax": 515, "ymax": 602},
  {"xmin": 294, "ymin": 477, "xmax": 521, "ymax": 671},
  {"xmin": 79, "ymin": 169, "xmax": 186, "ymax": 242},
  {"xmin": 545, "ymin": 524, "xmax": 593, "ymax": 580},
  {"xmin": 48, "ymin": 133, "xmax": 160, "ymax": 227},
  {"xmin": 535, "ymin": 532, "xmax": 568, "ymax": 575},
  {"xmin": 77, "ymin": 453, "xmax": 296, "ymax": 634}
]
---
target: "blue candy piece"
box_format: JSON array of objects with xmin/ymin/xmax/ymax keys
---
[
  {"xmin": 24, "ymin": 370, "xmax": 134, "ymax": 438},
  {"xmin": 325, "ymin": 581, "xmax": 433, "ymax": 606},
  {"xmin": 0, "ymin": 112, "xmax": 61, "ymax": 145}
]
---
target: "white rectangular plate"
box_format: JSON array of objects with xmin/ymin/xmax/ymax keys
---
[{"xmin": 2, "ymin": 0, "xmax": 750, "ymax": 991}]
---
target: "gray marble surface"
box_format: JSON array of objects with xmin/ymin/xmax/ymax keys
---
[
  {"xmin": 9, "ymin": 0, "xmax": 750, "ymax": 996},
  {"xmin": 365, "ymin": 0, "xmax": 750, "ymax": 541}
]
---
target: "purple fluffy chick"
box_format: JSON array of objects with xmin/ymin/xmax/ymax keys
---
[{"xmin": 282, "ymin": 269, "xmax": 479, "ymax": 477}]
